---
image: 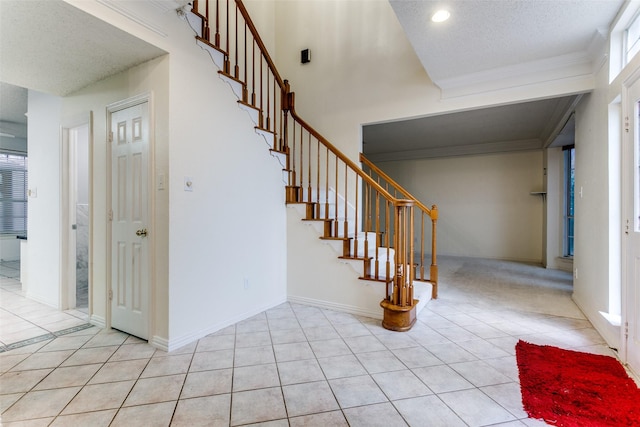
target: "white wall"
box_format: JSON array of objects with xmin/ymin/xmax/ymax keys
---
[
  {"xmin": 572, "ymin": 62, "xmax": 620, "ymax": 347},
  {"xmin": 248, "ymin": 0, "xmax": 592, "ymax": 281},
  {"xmin": 62, "ymin": 55, "xmax": 170, "ymax": 338},
  {"xmin": 571, "ymin": 44, "xmax": 640, "ymax": 350},
  {"xmin": 0, "ymin": 236, "xmax": 20, "ymax": 261},
  {"xmin": 269, "ymin": 0, "xmax": 591, "ymax": 156},
  {"xmin": 25, "ymin": 90, "xmax": 62, "ymax": 307},
  {"xmin": 67, "ymin": 1, "xmax": 287, "ymax": 350},
  {"xmin": 166, "ymin": 31, "xmax": 288, "ymax": 349},
  {"xmin": 377, "ymin": 151, "xmax": 544, "ymax": 262}
]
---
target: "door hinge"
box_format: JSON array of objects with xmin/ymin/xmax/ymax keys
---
[
  {"xmin": 109, "ymin": 131, "xmax": 114, "ymax": 143},
  {"xmin": 625, "ymin": 321, "xmax": 629, "ymax": 340},
  {"xmin": 108, "ymin": 209, "xmax": 113, "ymax": 221},
  {"xmin": 108, "ymin": 289, "xmax": 113, "ymax": 301},
  {"xmin": 625, "ymin": 116, "xmax": 630, "ymax": 133}
]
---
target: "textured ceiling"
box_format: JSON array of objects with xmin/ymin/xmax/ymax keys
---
[
  {"xmin": 0, "ymin": 0, "xmax": 170, "ymax": 145},
  {"xmin": 0, "ymin": 0, "xmax": 167, "ymax": 97},
  {"xmin": 389, "ymin": 0, "xmax": 624, "ymax": 91},
  {"xmin": 363, "ymin": 0, "xmax": 625, "ymax": 160},
  {"xmin": 0, "ymin": 83, "xmax": 28, "ymax": 138},
  {"xmin": 0, "ymin": 0, "xmax": 626, "ymax": 159}
]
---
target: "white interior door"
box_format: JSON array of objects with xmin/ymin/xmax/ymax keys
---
[
  {"xmin": 110, "ymin": 101, "xmax": 149, "ymax": 340},
  {"xmin": 624, "ymin": 77, "xmax": 640, "ymax": 374}
]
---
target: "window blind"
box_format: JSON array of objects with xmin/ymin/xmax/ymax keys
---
[{"xmin": 0, "ymin": 152, "xmax": 28, "ymax": 234}]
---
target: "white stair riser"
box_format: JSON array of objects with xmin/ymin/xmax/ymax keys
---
[
  {"xmin": 185, "ymin": 10, "xmax": 203, "ymax": 38},
  {"xmin": 218, "ymin": 73, "xmax": 244, "ymax": 101},
  {"xmin": 238, "ymin": 102, "xmax": 260, "ymax": 126},
  {"xmin": 196, "ymin": 39, "xmax": 225, "ymax": 71},
  {"xmin": 185, "ymin": 11, "xmax": 433, "ymax": 317}
]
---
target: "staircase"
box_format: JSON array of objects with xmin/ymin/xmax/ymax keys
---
[{"xmin": 181, "ymin": 0, "xmax": 438, "ymax": 330}]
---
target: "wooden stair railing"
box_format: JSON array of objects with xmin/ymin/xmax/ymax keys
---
[
  {"xmin": 360, "ymin": 154, "xmax": 438, "ymax": 299},
  {"xmin": 188, "ymin": 0, "xmax": 438, "ymax": 330}
]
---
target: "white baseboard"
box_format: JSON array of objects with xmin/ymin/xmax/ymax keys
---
[
  {"xmin": 24, "ymin": 291, "xmax": 58, "ymax": 309},
  {"xmin": 150, "ymin": 335, "xmax": 170, "ymax": 352},
  {"xmin": 90, "ymin": 314, "xmax": 106, "ymax": 329},
  {"xmin": 287, "ymin": 295, "xmax": 383, "ymax": 320},
  {"xmin": 572, "ymin": 292, "xmax": 621, "ymax": 351},
  {"xmin": 163, "ymin": 294, "xmax": 288, "ymax": 352}
]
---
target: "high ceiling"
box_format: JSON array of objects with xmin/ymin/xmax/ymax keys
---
[
  {"xmin": 364, "ymin": 0, "xmax": 624, "ymax": 161},
  {"xmin": 389, "ymin": 0, "xmax": 623, "ymax": 96},
  {"xmin": 0, "ymin": 0, "xmax": 628, "ymax": 158}
]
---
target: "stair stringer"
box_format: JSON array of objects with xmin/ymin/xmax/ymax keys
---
[
  {"xmin": 186, "ymin": 16, "xmax": 289, "ymax": 180},
  {"xmin": 287, "ymin": 205, "xmax": 386, "ymax": 319},
  {"xmin": 183, "ymin": 8, "xmax": 432, "ymax": 320},
  {"xmin": 287, "ymin": 204, "xmax": 432, "ymax": 318}
]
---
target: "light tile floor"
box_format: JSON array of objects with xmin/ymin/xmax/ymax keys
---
[
  {"xmin": 0, "ymin": 257, "xmax": 636, "ymax": 426},
  {"xmin": 0, "ymin": 262, "xmax": 89, "ymax": 352}
]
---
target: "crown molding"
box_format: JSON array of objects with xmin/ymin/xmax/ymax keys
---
[
  {"xmin": 435, "ymin": 51, "xmax": 596, "ymax": 99},
  {"xmin": 366, "ymin": 139, "xmax": 543, "ymax": 163},
  {"xmin": 96, "ymin": 0, "xmax": 169, "ymax": 37}
]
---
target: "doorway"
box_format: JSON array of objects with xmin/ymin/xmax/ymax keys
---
[
  {"xmin": 623, "ymin": 73, "xmax": 640, "ymax": 375},
  {"xmin": 61, "ymin": 117, "xmax": 92, "ymax": 312},
  {"xmin": 108, "ymin": 95, "xmax": 151, "ymax": 340}
]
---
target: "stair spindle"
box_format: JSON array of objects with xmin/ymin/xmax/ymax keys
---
[
  {"xmin": 187, "ymin": 0, "xmax": 438, "ymax": 332},
  {"xmin": 215, "ymin": 0, "xmax": 220, "ymax": 46},
  {"xmin": 224, "ymin": 0, "xmax": 230, "ymax": 73}
]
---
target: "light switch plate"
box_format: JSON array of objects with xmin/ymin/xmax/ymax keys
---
[{"xmin": 184, "ymin": 176, "xmax": 193, "ymax": 192}]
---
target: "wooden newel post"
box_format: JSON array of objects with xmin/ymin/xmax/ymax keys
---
[{"xmin": 380, "ymin": 200, "xmax": 418, "ymax": 331}]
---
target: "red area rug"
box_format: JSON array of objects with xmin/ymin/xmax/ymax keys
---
[{"xmin": 515, "ymin": 340, "xmax": 640, "ymax": 426}]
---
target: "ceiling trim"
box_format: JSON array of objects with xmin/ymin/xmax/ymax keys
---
[
  {"xmin": 365, "ymin": 139, "xmax": 542, "ymax": 163},
  {"xmin": 97, "ymin": 0, "xmax": 169, "ymax": 37},
  {"xmin": 437, "ymin": 51, "xmax": 596, "ymax": 99},
  {"xmin": 543, "ymin": 96, "xmax": 582, "ymax": 148}
]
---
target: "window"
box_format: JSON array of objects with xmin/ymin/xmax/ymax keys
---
[
  {"xmin": 0, "ymin": 152, "xmax": 28, "ymax": 235},
  {"xmin": 627, "ymin": 12, "xmax": 640, "ymax": 64},
  {"xmin": 609, "ymin": 2, "xmax": 640, "ymax": 82},
  {"xmin": 563, "ymin": 146, "xmax": 575, "ymax": 257}
]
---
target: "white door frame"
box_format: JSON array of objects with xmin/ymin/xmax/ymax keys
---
[
  {"xmin": 60, "ymin": 113, "xmax": 93, "ymax": 312},
  {"xmin": 621, "ymin": 67, "xmax": 640, "ymax": 371},
  {"xmin": 106, "ymin": 93, "xmax": 155, "ymax": 339}
]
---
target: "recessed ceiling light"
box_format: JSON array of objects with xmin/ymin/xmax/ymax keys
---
[{"xmin": 431, "ymin": 10, "xmax": 450, "ymax": 23}]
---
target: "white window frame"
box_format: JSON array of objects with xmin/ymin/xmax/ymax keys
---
[
  {"xmin": 0, "ymin": 151, "xmax": 28, "ymax": 235},
  {"xmin": 610, "ymin": 2, "xmax": 640, "ymax": 82}
]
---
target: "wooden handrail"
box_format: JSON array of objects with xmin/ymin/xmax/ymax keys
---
[
  {"xmin": 235, "ymin": 0, "xmax": 285, "ymax": 89},
  {"xmin": 191, "ymin": 0, "xmax": 438, "ymax": 325},
  {"xmin": 287, "ymin": 98, "xmax": 405, "ymax": 206},
  {"xmin": 360, "ymin": 153, "xmax": 434, "ymax": 218},
  {"xmin": 235, "ymin": 1, "xmax": 403, "ymax": 207}
]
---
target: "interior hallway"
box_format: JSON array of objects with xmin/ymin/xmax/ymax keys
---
[
  {"xmin": 0, "ymin": 262, "xmax": 89, "ymax": 353},
  {"xmin": 0, "ymin": 257, "xmax": 635, "ymax": 426}
]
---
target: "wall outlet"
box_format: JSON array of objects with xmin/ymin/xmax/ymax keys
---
[
  {"xmin": 574, "ymin": 268, "xmax": 578, "ymax": 279},
  {"xmin": 243, "ymin": 277, "xmax": 250, "ymax": 290}
]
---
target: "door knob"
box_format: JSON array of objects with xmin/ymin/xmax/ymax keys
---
[{"xmin": 136, "ymin": 228, "xmax": 148, "ymax": 237}]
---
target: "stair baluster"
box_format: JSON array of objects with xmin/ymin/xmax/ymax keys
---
[{"xmin": 186, "ymin": 0, "xmax": 439, "ymax": 330}]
